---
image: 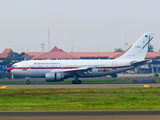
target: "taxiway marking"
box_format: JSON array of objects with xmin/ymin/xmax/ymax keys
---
[
  {"xmin": 144, "ymin": 85, "xmax": 150, "ymax": 88},
  {"xmin": 0, "ymin": 86, "xmax": 7, "ymax": 89}
]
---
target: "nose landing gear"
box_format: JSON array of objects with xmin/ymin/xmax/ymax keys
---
[{"xmin": 26, "ymin": 77, "xmax": 30, "ymax": 85}]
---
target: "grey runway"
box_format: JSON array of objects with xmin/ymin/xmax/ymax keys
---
[
  {"xmin": 1, "ymin": 111, "xmax": 160, "ymax": 116},
  {"xmin": 1, "ymin": 84, "xmax": 160, "ymax": 89},
  {"xmin": 0, "ymin": 111, "xmax": 160, "ymax": 120}
]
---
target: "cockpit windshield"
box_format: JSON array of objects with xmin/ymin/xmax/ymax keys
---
[{"xmin": 12, "ymin": 65, "xmax": 17, "ymax": 68}]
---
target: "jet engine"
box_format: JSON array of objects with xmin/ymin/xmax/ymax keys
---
[{"xmin": 45, "ymin": 72, "xmax": 64, "ymax": 82}]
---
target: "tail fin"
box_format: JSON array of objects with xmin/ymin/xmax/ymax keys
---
[{"xmin": 117, "ymin": 32, "xmax": 155, "ymax": 60}]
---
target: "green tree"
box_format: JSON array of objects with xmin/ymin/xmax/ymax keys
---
[
  {"xmin": 148, "ymin": 44, "xmax": 154, "ymax": 52},
  {"xmin": 0, "ymin": 60, "xmax": 12, "ymax": 65},
  {"xmin": 114, "ymin": 48, "xmax": 124, "ymax": 52},
  {"xmin": 7, "ymin": 52, "xmax": 19, "ymax": 57}
]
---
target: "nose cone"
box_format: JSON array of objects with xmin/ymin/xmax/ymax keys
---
[{"xmin": 7, "ymin": 67, "xmax": 13, "ymax": 73}]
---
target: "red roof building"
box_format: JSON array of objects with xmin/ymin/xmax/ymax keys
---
[
  {"xmin": 0, "ymin": 48, "xmax": 13, "ymax": 58},
  {"xmin": 1, "ymin": 46, "xmax": 160, "ymax": 60},
  {"xmin": 33, "ymin": 46, "xmax": 78, "ymax": 59},
  {"xmin": 24, "ymin": 46, "xmax": 160, "ymax": 60},
  {"xmin": 1, "ymin": 46, "xmax": 160, "ymax": 73}
]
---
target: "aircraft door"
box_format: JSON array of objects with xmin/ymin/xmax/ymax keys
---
[
  {"xmin": 22, "ymin": 62, "xmax": 28, "ymax": 71},
  {"xmin": 112, "ymin": 61, "xmax": 117, "ymax": 69},
  {"xmin": 60, "ymin": 64, "xmax": 64, "ymax": 69}
]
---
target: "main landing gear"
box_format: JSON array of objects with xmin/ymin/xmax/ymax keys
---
[
  {"xmin": 72, "ymin": 76, "xmax": 81, "ymax": 84},
  {"xmin": 110, "ymin": 73, "xmax": 118, "ymax": 78},
  {"xmin": 26, "ymin": 77, "xmax": 30, "ymax": 85},
  {"xmin": 72, "ymin": 80, "xmax": 81, "ymax": 84}
]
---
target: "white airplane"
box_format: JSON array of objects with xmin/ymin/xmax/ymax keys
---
[{"xmin": 7, "ymin": 32, "xmax": 154, "ymax": 84}]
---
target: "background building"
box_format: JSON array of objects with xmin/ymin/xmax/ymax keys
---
[{"xmin": 1, "ymin": 46, "xmax": 160, "ymax": 74}]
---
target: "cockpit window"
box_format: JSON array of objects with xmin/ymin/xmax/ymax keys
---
[{"xmin": 12, "ymin": 65, "xmax": 17, "ymax": 68}]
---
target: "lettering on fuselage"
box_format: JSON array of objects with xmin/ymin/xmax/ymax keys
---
[
  {"xmin": 36, "ymin": 63, "xmax": 60, "ymax": 65},
  {"xmin": 135, "ymin": 46, "xmax": 141, "ymax": 48},
  {"xmin": 33, "ymin": 62, "xmax": 60, "ymax": 67},
  {"xmin": 127, "ymin": 55, "xmax": 135, "ymax": 56},
  {"xmin": 28, "ymin": 62, "xmax": 105, "ymax": 68}
]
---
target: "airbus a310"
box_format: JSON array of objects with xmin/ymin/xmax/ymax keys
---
[{"xmin": 7, "ymin": 32, "xmax": 154, "ymax": 84}]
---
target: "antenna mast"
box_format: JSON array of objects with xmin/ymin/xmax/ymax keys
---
[
  {"xmin": 71, "ymin": 37, "xmax": 73, "ymax": 52},
  {"xmin": 48, "ymin": 28, "xmax": 50, "ymax": 51},
  {"xmin": 124, "ymin": 30, "xmax": 128, "ymax": 49}
]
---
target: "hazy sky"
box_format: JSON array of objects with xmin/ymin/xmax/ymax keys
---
[{"xmin": 0, "ymin": 0, "xmax": 160, "ymax": 53}]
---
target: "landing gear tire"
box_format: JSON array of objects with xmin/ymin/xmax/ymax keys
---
[
  {"xmin": 72, "ymin": 80, "xmax": 81, "ymax": 84},
  {"xmin": 77, "ymin": 80, "xmax": 81, "ymax": 84},
  {"xmin": 72, "ymin": 80, "xmax": 76, "ymax": 84},
  {"xmin": 26, "ymin": 80, "xmax": 30, "ymax": 85},
  {"xmin": 26, "ymin": 77, "xmax": 30, "ymax": 85}
]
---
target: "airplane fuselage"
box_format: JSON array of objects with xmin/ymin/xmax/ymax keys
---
[
  {"xmin": 8, "ymin": 59, "xmax": 134, "ymax": 78},
  {"xmin": 7, "ymin": 32, "xmax": 155, "ymax": 84}
]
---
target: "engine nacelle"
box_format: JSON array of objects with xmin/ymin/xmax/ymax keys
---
[{"xmin": 45, "ymin": 72, "xmax": 64, "ymax": 82}]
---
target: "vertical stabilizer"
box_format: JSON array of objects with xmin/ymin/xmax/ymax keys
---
[{"xmin": 117, "ymin": 32, "xmax": 155, "ymax": 60}]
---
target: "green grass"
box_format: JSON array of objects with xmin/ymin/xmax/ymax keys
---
[
  {"xmin": 0, "ymin": 87, "xmax": 160, "ymax": 110},
  {"xmin": 154, "ymin": 78, "xmax": 160, "ymax": 83},
  {"xmin": 0, "ymin": 78, "xmax": 133, "ymax": 85}
]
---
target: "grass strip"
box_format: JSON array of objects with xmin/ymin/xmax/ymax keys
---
[
  {"xmin": 0, "ymin": 87, "xmax": 160, "ymax": 110},
  {"xmin": 154, "ymin": 78, "xmax": 160, "ymax": 83},
  {"xmin": 0, "ymin": 78, "xmax": 133, "ymax": 85}
]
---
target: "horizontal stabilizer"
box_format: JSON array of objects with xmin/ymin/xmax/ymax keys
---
[{"xmin": 130, "ymin": 60, "xmax": 152, "ymax": 66}]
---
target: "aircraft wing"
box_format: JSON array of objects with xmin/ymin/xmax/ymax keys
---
[
  {"xmin": 51, "ymin": 67, "xmax": 92, "ymax": 73},
  {"xmin": 130, "ymin": 60, "xmax": 152, "ymax": 66}
]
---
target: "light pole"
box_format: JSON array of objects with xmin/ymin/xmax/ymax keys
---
[{"xmin": 41, "ymin": 44, "xmax": 45, "ymax": 60}]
